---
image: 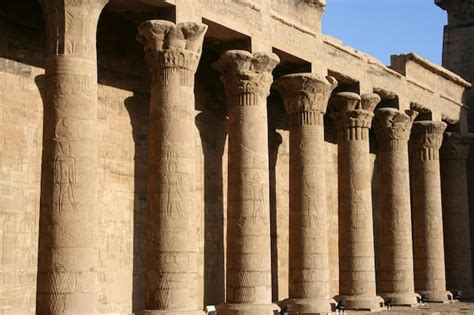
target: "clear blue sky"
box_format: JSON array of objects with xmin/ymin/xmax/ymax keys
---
[{"xmin": 321, "ymin": 0, "xmax": 447, "ymax": 66}]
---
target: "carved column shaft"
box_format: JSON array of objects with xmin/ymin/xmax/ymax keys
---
[
  {"xmin": 214, "ymin": 50, "xmax": 280, "ymax": 315},
  {"xmin": 410, "ymin": 121, "xmax": 452, "ymax": 302},
  {"xmin": 331, "ymin": 92, "xmax": 384, "ymax": 311},
  {"xmin": 37, "ymin": 1, "xmax": 108, "ymax": 313},
  {"xmin": 274, "ymin": 73, "xmax": 337, "ymax": 313},
  {"xmin": 441, "ymin": 132, "xmax": 473, "ymax": 295},
  {"xmin": 374, "ymin": 108, "xmax": 419, "ymax": 305},
  {"xmin": 137, "ymin": 20, "xmax": 207, "ymax": 313}
]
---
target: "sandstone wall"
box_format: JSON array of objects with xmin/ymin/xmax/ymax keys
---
[
  {"xmin": 0, "ymin": 4, "xmax": 152, "ymax": 313},
  {"xmin": 0, "ymin": 5, "xmax": 44, "ymax": 313},
  {"xmin": 96, "ymin": 11, "xmax": 150, "ymax": 313},
  {"xmin": 0, "ymin": 1, "xmax": 465, "ymax": 313}
]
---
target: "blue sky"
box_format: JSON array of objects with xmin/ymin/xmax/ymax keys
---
[{"xmin": 321, "ymin": 0, "xmax": 447, "ymax": 66}]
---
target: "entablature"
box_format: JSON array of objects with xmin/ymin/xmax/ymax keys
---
[{"xmin": 105, "ymin": 0, "xmax": 471, "ymax": 131}]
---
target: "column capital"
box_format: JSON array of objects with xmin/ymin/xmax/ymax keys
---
[
  {"xmin": 331, "ymin": 92, "xmax": 380, "ymax": 141},
  {"xmin": 137, "ymin": 20, "xmax": 207, "ymax": 73},
  {"xmin": 274, "ymin": 73, "xmax": 337, "ymax": 126},
  {"xmin": 441, "ymin": 132, "xmax": 474, "ymax": 160},
  {"xmin": 213, "ymin": 50, "xmax": 279, "ymax": 104},
  {"xmin": 410, "ymin": 121, "xmax": 447, "ymax": 161},
  {"xmin": 41, "ymin": 0, "xmax": 109, "ymax": 58},
  {"xmin": 374, "ymin": 108, "xmax": 418, "ymax": 151}
]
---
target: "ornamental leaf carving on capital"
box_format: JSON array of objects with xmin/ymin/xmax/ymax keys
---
[
  {"xmin": 441, "ymin": 132, "xmax": 473, "ymax": 160},
  {"xmin": 374, "ymin": 108, "xmax": 418, "ymax": 150},
  {"xmin": 330, "ymin": 92, "xmax": 380, "ymax": 130},
  {"xmin": 213, "ymin": 50, "xmax": 280, "ymax": 100},
  {"xmin": 137, "ymin": 20, "xmax": 207, "ymax": 72},
  {"xmin": 273, "ymin": 73, "xmax": 338, "ymax": 116},
  {"xmin": 410, "ymin": 121, "xmax": 447, "ymax": 161}
]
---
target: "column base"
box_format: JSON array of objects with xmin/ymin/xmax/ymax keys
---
[
  {"xmin": 447, "ymin": 288, "xmax": 474, "ymax": 300},
  {"xmin": 138, "ymin": 310, "xmax": 205, "ymax": 315},
  {"xmin": 379, "ymin": 292, "xmax": 420, "ymax": 306},
  {"xmin": 417, "ymin": 290, "xmax": 454, "ymax": 303},
  {"xmin": 282, "ymin": 298, "xmax": 336, "ymax": 314},
  {"xmin": 216, "ymin": 303, "xmax": 280, "ymax": 315},
  {"xmin": 336, "ymin": 295, "xmax": 384, "ymax": 311}
]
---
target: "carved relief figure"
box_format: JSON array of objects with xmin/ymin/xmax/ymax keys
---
[
  {"xmin": 303, "ymin": 175, "xmax": 323, "ymax": 227},
  {"xmin": 55, "ymin": 140, "xmax": 78, "ymax": 213},
  {"xmin": 426, "ymin": 201, "xmax": 442, "ymax": 232},
  {"xmin": 351, "ymin": 190, "xmax": 368, "ymax": 230},
  {"xmin": 163, "ymin": 161, "xmax": 185, "ymax": 219},
  {"xmin": 242, "ymin": 172, "xmax": 264, "ymax": 221}
]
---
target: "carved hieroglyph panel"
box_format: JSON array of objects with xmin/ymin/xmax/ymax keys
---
[{"xmin": 0, "ymin": 58, "xmax": 43, "ymax": 314}]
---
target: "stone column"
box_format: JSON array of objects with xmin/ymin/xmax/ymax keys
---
[
  {"xmin": 214, "ymin": 50, "xmax": 280, "ymax": 315},
  {"xmin": 274, "ymin": 73, "xmax": 338, "ymax": 314},
  {"xmin": 331, "ymin": 92, "xmax": 384, "ymax": 311},
  {"xmin": 137, "ymin": 20, "xmax": 207, "ymax": 314},
  {"xmin": 36, "ymin": 1, "xmax": 108, "ymax": 313},
  {"xmin": 410, "ymin": 121, "xmax": 453, "ymax": 303},
  {"xmin": 374, "ymin": 108, "xmax": 420, "ymax": 306},
  {"xmin": 441, "ymin": 132, "xmax": 474, "ymax": 298}
]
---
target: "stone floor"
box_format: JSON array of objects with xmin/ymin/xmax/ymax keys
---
[{"xmin": 342, "ymin": 302, "xmax": 474, "ymax": 314}]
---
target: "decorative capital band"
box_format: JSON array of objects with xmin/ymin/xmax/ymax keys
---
[
  {"xmin": 273, "ymin": 73, "xmax": 338, "ymax": 119},
  {"xmin": 330, "ymin": 92, "xmax": 380, "ymax": 141},
  {"xmin": 374, "ymin": 108, "xmax": 418, "ymax": 151},
  {"xmin": 288, "ymin": 111, "xmax": 324, "ymax": 126},
  {"xmin": 410, "ymin": 120, "xmax": 447, "ymax": 161},
  {"xmin": 137, "ymin": 20, "xmax": 207, "ymax": 73},
  {"xmin": 213, "ymin": 50, "xmax": 279, "ymax": 103},
  {"xmin": 41, "ymin": 0, "xmax": 109, "ymax": 58},
  {"xmin": 441, "ymin": 132, "xmax": 473, "ymax": 160}
]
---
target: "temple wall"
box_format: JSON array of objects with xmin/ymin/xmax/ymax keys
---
[
  {"xmin": 439, "ymin": 0, "xmax": 474, "ymax": 282},
  {"xmin": 96, "ymin": 11, "xmax": 150, "ymax": 313},
  {"xmin": 0, "ymin": 5, "xmax": 150, "ymax": 313},
  {"xmin": 0, "ymin": 1, "xmax": 471, "ymax": 313},
  {"xmin": 96, "ymin": 85, "xmax": 136, "ymax": 313},
  {"xmin": 0, "ymin": 7, "xmax": 44, "ymax": 313},
  {"xmin": 0, "ymin": 58, "xmax": 43, "ymax": 315}
]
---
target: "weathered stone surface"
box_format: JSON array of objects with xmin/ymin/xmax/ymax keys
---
[
  {"xmin": 410, "ymin": 121, "xmax": 453, "ymax": 303},
  {"xmin": 36, "ymin": 1, "xmax": 108, "ymax": 314},
  {"xmin": 441, "ymin": 132, "xmax": 474, "ymax": 297},
  {"xmin": 138, "ymin": 19, "xmax": 207, "ymax": 314},
  {"xmin": 0, "ymin": 1, "xmax": 472, "ymax": 314},
  {"xmin": 331, "ymin": 92, "xmax": 384, "ymax": 311},
  {"xmin": 374, "ymin": 108, "xmax": 420, "ymax": 306},
  {"xmin": 214, "ymin": 50, "xmax": 280, "ymax": 315},
  {"xmin": 274, "ymin": 73, "xmax": 337, "ymax": 314},
  {"xmin": 439, "ymin": 2, "xmax": 474, "ymax": 301}
]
